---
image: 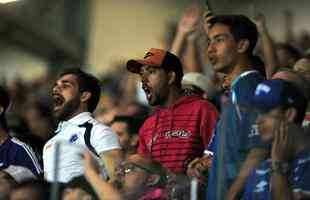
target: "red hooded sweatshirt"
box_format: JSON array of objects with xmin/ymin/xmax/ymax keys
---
[{"xmin": 138, "ymin": 95, "xmax": 218, "ymax": 173}]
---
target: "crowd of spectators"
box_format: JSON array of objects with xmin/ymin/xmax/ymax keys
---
[{"xmin": 1, "ymin": 2, "xmax": 310, "ymax": 200}]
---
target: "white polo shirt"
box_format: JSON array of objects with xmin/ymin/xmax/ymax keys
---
[{"xmin": 43, "ymin": 112, "xmax": 121, "ymax": 183}]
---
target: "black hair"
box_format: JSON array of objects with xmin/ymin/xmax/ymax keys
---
[
  {"xmin": 60, "ymin": 68, "xmax": 101, "ymax": 113},
  {"xmin": 12, "ymin": 179, "xmax": 50, "ymax": 200},
  {"xmin": 277, "ymin": 43, "xmax": 302, "ymax": 62},
  {"xmin": 66, "ymin": 176, "xmax": 99, "ymax": 200},
  {"xmin": 209, "ymin": 15, "xmax": 258, "ymax": 54},
  {"xmin": 111, "ymin": 115, "xmax": 140, "ymax": 136},
  {"xmin": 0, "ymin": 86, "xmax": 10, "ymax": 131}
]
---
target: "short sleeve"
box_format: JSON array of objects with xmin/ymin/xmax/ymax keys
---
[
  {"xmin": 90, "ymin": 125, "xmax": 121, "ymax": 154},
  {"xmin": 15, "ymin": 145, "xmax": 42, "ymax": 175}
]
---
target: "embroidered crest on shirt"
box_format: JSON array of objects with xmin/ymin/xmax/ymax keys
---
[{"xmin": 69, "ymin": 134, "xmax": 79, "ymax": 143}]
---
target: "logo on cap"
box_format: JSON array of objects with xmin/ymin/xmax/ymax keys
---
[
  {"xmin": 255, "ymin": 84, "xmax": 271, "ymax": 96},
  {"xmin": 144, "ymin": 52, "xmax": 154, "ymax": 59}
]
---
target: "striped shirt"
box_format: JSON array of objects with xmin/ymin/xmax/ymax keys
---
[
  {"xmin": 0, "ymin": 137, "xmax": 42, "ymax": 175},
  {"xmin": 138, "ymin": 95, "xmax": 218, "ymax": 173}
]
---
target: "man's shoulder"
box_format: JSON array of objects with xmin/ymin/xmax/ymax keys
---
[
  {"xmin": 177, "ymin": 95, "xmax": 217, "ymax": 112},
  {"xmin": 7, "ymin": 138, "xmax": 38, "ymax": 159},
  {"xmin": 86, "ymin": 118, "xmax": 114, "ymax": 133},
  {"xmin": 7, "ymin": 137, "xmax": 31, "ymax": 151}
]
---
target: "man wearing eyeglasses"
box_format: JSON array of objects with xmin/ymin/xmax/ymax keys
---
[{"xmin": 84, "ymin": 153, "xmax": 168, "ymax": 200}]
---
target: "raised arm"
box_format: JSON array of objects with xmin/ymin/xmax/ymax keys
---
[
  {"xmin": 170, "ymin": 4, "xmax": 201, "ymax": 57},
  {"xmin": 84, "ymin": 152, "xmax": 124, "ymax": 200},
  {"xmin": 254, "ymin": 13, "xmax": 278, "ymax": 78},
  {"xmin": 99, "ymin": 149, "xmax": 122, "ymax": 182}
]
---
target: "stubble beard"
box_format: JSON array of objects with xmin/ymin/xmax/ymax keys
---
[{"xmin": 53, "ymin": 95, "xmax": 81, "ymax": 122}]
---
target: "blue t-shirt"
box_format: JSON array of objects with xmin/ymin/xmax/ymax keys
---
[
  {"xmin": 0, "ymin": 137, "xmax": 42, "ymax": 175},
  {"xmin": 243, "ymin": 148, "xmax": 310, "ymax": 200},
  {"xmin": 207, "ymin": 71, "xmax": 265, "ymax": 200}
]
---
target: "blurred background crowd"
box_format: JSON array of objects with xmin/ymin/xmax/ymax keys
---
[{"xmin": 0, "ymin": 0, "xmax": 310, "ymax": 199}]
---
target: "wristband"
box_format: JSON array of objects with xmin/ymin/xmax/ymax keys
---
[{"xmin": 271, "ymin": 160, "xmax": 290, "ymax": 176}]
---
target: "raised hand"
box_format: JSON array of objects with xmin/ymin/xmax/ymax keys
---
[
  {"xmin": 271, "ymin": 120, "xmax": 296, "ymax": 162},
  {"xmin": 187, "ymin": 154, "xmax": 213, "ymax": 182},
  {"xmin": 253, "ymin": 13, "xmax": 266, "ymax": 33},
  {"xmin": 177, "ymin": 4, "xmax": 203, "ymax": 36}
]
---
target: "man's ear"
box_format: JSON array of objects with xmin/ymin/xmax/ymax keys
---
[
  {"xmin": 80, "ymin": 91, "xmax": 91, "ymax": 103},
  {"xmin": 168, "ymin": 71, "xmax": 176, "ymax": 85},
  {"xmin": 237, "ymin": 39, "xmax": 250, "ymax": 53},
  {"xmin": 285, "ymin": 107, "xmax": 297, "ymax": 122},
  {"xmin": 146, "ymin": 174, "xmax": 161, "ymax": 187}
]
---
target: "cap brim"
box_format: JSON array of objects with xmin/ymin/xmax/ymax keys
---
[
  {"xmin": 126, "ymin": 59, "xmax": 162, "ymax": 73},
  {"xmin": 126, "ymin": 60, "xmax": 143, "ymax": 73}
]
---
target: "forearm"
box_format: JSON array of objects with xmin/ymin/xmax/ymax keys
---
[
  {"xmin": 227, "ymin": 148, "xmax": 269, "ymax": 200},
  {"xmin": 171, "ymin": 32, "xmax": 187, "ymax": 56},
  {"xmin": 271, "ymin": 172, "xmax": 294, "ymax": 200},
  {"xmin": 183, "ymin": 37, "xmax": 204, "ymax": 72},
  {"xmin": 100, "ymin": 149, "xmax": 123, "ymax": 181},
  {"xmin": 258, "ymin": 27, "xmax": 278, "ymax": 78},
  {"xmin": 85, "ymin": 167, "xmax": 124, "ymax": 200}
]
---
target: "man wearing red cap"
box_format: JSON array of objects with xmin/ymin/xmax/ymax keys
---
[{"xmin": 126, "ymin": 48, "xmax": 218, "ymax": 174}]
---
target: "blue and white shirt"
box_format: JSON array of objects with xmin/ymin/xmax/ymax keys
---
[
  {"xmin": 243, "ymin": 148, "xmax": 310, "ymax": 199},
  {"xmin": 43, "ymin": 112, "xmax": 121, "ymax": 183},
  {"xmin": 0, "ymin": 137, "xmax": 42, "ymax": 175}
]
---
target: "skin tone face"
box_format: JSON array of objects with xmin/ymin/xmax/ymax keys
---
[
  {"xmin": 114, "ymin": 155, "xmax": 155, "ymax": 198},
  {"xmin": 10, "ymin": 188, "xmax": 42, "ymax": 200},
  {"xmin": 255, "ymin": 108, "xmax": 285, "ymax": 143},
  {"xmin": 52, "ymin": 74, "xmax": 82, "ymax": 121},
  {"xmin": 116, "ymin": 154, "xmax": 159, "ymax": 199},
  {"xmin": 139, "ymin": 65, "xmax": 170, "ymax": 106},
  {"xmin": 111, "ymin": 121, "xmax": 130, "ymax": 150},
  {"xmin": 62, "ymin": 188, "xmax": 92, "ymax": 200},
  {"xmin": 293, "ymin": 58, "xmax": 310, "ymax": 82},
  {"xmin": 207, "ymin": 24, "xmax": 239, "ymax": 73}
]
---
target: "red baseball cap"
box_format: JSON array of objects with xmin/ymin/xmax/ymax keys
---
[{"xmin": 126, "ymin": 48, "xmax": 183, "ymax": 78}]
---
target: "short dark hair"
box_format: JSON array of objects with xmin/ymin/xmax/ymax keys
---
[
  {"xmin": 60, "ymin": 68, "xmax": 101, "ymax": 112},
  {"xmin": 111, "ymin": 116, "xmax": 140, "ymax": 136},
  {"xmin": 12, "ymin": 179, "xmax": 50, "ymax": 200},
  {"xmin": 0, "ymin": 86, "xmax": 10, "ymax": 131},
  {"xmin": 66, "ymin": 176, "xmax": 99, "ymax": 200},
  {"xmin": 277, "ymin": 43, "xmax": 302, "ymax": 62},
  {"xmin": 209, "ymin": 15, "xmax": 258, "ymax": 54}
]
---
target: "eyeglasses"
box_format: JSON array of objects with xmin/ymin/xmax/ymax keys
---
[{"xmin": 116, "ymin": 162, "xmax": 154, "ymax": 176}]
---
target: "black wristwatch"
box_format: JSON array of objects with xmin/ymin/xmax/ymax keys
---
[{"xmin": 271, "ymin": 160, "xmax": 290, "ymax": 176}]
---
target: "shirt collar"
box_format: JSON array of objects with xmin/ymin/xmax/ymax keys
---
[
  {"xmin": 231, "ymin": 70, "xmax": 258, "ymax": 89},
  {"xmin": 55, "ymin": 112, "xmax": 93, "ymax": 133},
  {"xmin": 67, "ymin": 112, "xmax": 93, "ymax": 125}
]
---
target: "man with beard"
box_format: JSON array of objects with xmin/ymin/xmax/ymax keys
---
[
  {"xmin": 43, "ymin": 68, "xmax": 122, "ymax": 183},
  {"xmin": 126, "ymin": 48, "xmax": 218, "ymax": 174}
]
